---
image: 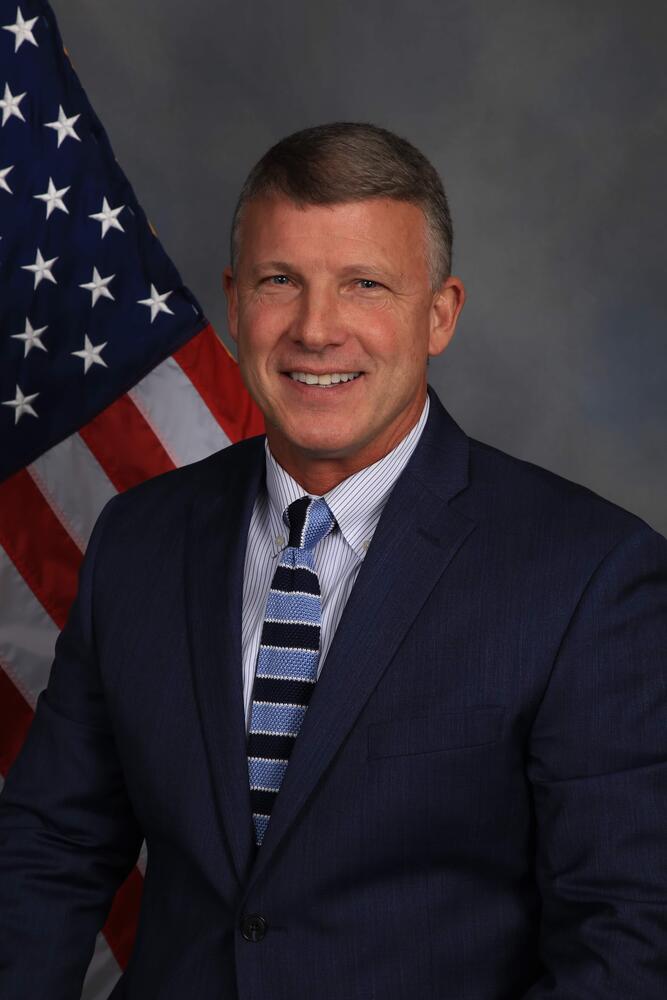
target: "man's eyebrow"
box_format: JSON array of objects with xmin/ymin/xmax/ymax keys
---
[
  {"xmin": 248, "ymin": 261, "xmax": 400, "ymax": 281},
  {"xmin": 250, "ymin": 260, "xmax": 297, "ymax": 275},
  {"xmin": 337, "ymin": 263, "xmax": 400, "ymax": 281}
]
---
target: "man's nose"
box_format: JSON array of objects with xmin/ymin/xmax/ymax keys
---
[{"xmin": 289, "ymin": 285, "xmax": 346, "ymax": 351}]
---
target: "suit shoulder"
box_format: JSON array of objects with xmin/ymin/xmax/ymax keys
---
[
  {"xmin": 465, "ymin": 436, "xmax": 661, "ymax": 548},
  {"xmin": 94, "ymin": 435, "xmax": 265, "ymax": 532}
]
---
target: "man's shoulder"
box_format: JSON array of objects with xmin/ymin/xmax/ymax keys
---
[
  {"xmin": 423, "ymin": 389, "xmax": 660, "ymax": 547},
  {"xmin": 95, "ymin": 434, "xmax": 265, "ymax": 535},
  {"xmin": 463, "ymin": 434, "xmax": 661, "ymax": 550}
]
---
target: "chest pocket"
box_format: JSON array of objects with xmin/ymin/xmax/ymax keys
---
[{"xmin": 367, "ymin": 705, "xmax": 504, "ymax": 760}]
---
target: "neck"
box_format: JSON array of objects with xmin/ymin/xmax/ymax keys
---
[{"xmin": 275, "ymin": 461, "xmax": 360, "ymax": 496}]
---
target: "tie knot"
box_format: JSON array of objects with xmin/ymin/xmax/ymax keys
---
[{"xmin": 283, "ymin": 496, "xmax": 335, "ymax": 550}]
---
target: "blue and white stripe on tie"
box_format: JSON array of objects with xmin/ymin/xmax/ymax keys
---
[{"xmin": 247, "ymin": 495, "xmax": 336, "ymax": 847}]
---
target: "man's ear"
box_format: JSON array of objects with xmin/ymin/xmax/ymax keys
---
[
  {"xmin": 223, "ymin": 266, "xmax": 239, "ymax": 343},
  {"xmin": 428, "ymin": 276, "xmax": 466, "ymax": 358}
]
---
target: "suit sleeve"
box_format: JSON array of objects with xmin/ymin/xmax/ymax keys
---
[
  {"xmin": 522, "ymin": 523, "xmax": 667, "ymax": 998},
  {"xmin": 0, "ymin": 496, "xmax": 143, "ymax": 999}
]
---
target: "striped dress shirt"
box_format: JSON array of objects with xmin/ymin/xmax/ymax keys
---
[{"xmin": 241, "ymin": 394, "xmax": 430, "ymax": 730}]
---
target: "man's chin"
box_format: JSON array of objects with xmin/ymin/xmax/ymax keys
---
[
  {"xmin": 284, "ymin": 437, "xmax": 361, "ymax": 461},
  {"xmin": 267, "ymin": 424, "xmax": 368, "ymax": 462}
]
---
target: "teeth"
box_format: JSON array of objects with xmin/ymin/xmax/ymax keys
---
[{"xmin": 289, "ymin": 371, "xmax": 361, "ymax": 386}]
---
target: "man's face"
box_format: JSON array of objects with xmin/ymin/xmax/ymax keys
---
[{"xmin": 224, "ymin": 195, "xmax": 464, "ymax": 488}]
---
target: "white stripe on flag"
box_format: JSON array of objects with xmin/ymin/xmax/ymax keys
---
[
  {"xmin": 81, "ymin": 931, "xmax": 122, "ymax": 1000},
  {"xmin": 137, "ymin": 840, "xmax": 148, "ymax": 876},
  {"xmin": 0, "ymin": 547, "xmax": 60, "ymax": 707},
  {"xmin": 128, "ymin": 356, "xmax": 231, "ymax": 467},
  {"xmin": 28, "ymin": 433, "xmax": 118, "ymax": 551}
]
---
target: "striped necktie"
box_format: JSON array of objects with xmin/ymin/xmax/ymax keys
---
[{"xmin": 247, "ymin": 495, "xmax": 336, "ymax": 847}]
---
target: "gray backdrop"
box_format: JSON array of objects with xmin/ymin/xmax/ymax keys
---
[{"xmin": 53, "ymin": 0, "xmax": 667, "ymax": 533}]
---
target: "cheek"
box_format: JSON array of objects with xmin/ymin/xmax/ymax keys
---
[
  {"xmin": 243, "ymin": 297, "xmax": 296, "ymax": 345},
  {"xmin": 361, "ymin": 322, "xmax": 424, "ymax": 369},
  {"xmin": 237, "ymin": 318, "xmax": 278, "ymax": 366}
]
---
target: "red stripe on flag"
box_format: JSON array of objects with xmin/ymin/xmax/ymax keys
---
[
  {"xmin": 101, "ymin": 866, "xmax": 144, "ymax": 970},
  {"xmin": 0, "ymin": 471, "xmax": 82, "ymax": 630},
  {"xmin": 173, "ymin": 324, "xmax": 264, "ymax": 443},
  {"xmin": 0, "ymin": 665, "xmax": 34, "ymax": 777},
  {"xmin": 80, "ymin": 393, "xmax": 176, "ymax": 492}
]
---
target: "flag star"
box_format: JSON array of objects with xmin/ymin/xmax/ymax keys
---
[
  {"xmin": 80, "ymin": 266, "xmax": 115, "ymax": 306},
  {"xmin": 2, "ymin": 7, "xmax": 39, "ymax": 52},
  {"xmin": 72, "ymin": 334, "xmax": 108, "ymax": 373},
  {"xmin": 89, "ymin": 196, "xmax": 125, "ymax": 237},
  {"xmin": 44, "ymin": 104, "xmax": 80, "ymax": 147},
  {"xmin": 11, "ymin": 317, "xmax": 47, "ymax": 357},
  {"xmin": 138, "ymin": 284, "xmax": 174, "ymax": 322},
  {"xmin": 0, "ymin": 164, "xmax": 13, "ymax": 193},
  {"xmin": 21, "ymin": 247, "xmax": 58, "ymax": 288},
  {"xmin": 0, "ymin": 83, "xmax": 26, "ymax": 126},
  {"xmin": 33, "ymin": 177, "xmax": 69, "ymax": 218},
  {"xmin": 2, "ymin": 385, "xmax": 39, "ymax": 424}
]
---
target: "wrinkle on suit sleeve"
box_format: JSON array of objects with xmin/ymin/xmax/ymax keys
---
[
  {"xmin": 523, "ymin": 523, "xmax": 667, "ymax": 999},
  {"xmin": 0, "ymin": 494, "xmax": 144, "ymax": 1000}
]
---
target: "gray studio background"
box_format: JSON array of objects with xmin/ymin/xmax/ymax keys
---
[{"xmin": 53, "ymin": 0, "xmax": 667, "ymax": 534}]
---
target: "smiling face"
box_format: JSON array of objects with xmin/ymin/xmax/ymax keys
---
[{"xmin": 224, "ymin": 196, "xmax": 465, "ymax": 493}]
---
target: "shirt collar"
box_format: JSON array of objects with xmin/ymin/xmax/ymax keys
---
[{"xmin": 264, "ymin": 394, "xmax": 430, "ymax": 559}]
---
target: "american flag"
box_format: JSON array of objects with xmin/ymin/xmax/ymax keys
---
[{"xmin": 0, "ymin": 1, "xmax": 263, "ymax": 995}]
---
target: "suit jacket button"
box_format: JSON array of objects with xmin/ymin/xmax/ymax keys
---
[{"xmin": 241, "ymin": 914, "xmax": 267, "ymax": 942}]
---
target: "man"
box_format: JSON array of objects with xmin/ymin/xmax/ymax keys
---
[{"xmin": 1, "ymin": 122, "xmax": 665, "ymax": 999}]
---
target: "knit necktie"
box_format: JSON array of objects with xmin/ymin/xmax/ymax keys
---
[{"xmin": 247, "ymin": 495, "xmax": 336, "ymax": 847}]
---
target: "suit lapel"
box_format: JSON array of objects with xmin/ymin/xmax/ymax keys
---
[
  {"xmin": 245, "ymin": 389, "xmax": 477, "ymax": 893},
  {"xmin": 184, "ymin": 437, "xmax": 265, "ymax": 887}
]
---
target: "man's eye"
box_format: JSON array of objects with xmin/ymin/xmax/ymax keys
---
[
  {"xmin": 269, "ymin": 275, "xmax": 290, "ymax": 285},
  {"xmin": 357, "ymin": 279, "xmax": 380, "ymax": 289}
]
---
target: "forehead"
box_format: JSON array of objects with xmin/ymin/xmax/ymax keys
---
[{"xmin": 236, "ymin": 196, "xmax": 429, "ymax": 271}]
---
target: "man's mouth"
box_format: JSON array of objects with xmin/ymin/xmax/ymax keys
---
[{"xmin": 285, "ymin": 371, "xmax": 362, "ymax": 387}]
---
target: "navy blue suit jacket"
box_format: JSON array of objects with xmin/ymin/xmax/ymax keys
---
[{"xmin": 1, "ymin": 387, "xmax": 666, "ymax": 998}]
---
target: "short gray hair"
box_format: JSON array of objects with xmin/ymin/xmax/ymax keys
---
[{"xmin": 230, "ymin": 122, "xmax": 453, "ymax": 288}]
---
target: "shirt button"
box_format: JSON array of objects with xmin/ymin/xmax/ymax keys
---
[
  {"xmin": 276, "ymin": 535, "xmax": 285, "ymax": 547},
  {"xmin": 241, "ymin": 914, "xmax": 267, "ymax": 942}
]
